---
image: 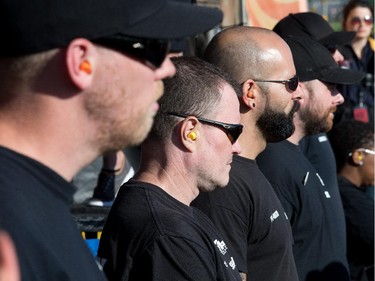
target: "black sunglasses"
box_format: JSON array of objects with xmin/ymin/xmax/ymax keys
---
[
  {"xmin": 168, "ymin": 112, "xmax": 243, "ymax": 144},
  {"xmin": 350, "ymin": 15, "xmax": 373, "ymax": 26},
  {"xmin": 93, "ymin": 35, "xmax": 171, "ymax": 69},
  {"xmin": 253, "ymin": 75, "xmax": 299, "ymax": 92}
]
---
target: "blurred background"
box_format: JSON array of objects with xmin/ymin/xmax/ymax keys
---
[{"xmin": 197, "ymin": 0, "xmax": 372, "ymax": 31}]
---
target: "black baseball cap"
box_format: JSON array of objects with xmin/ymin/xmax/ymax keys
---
[
  {"xmin": 284, "ymin": 36, "xmax": 365, "ymax": 84},
  {"xmin": 0, "ymin": 0, "xmax": 223, "ymax": 57},
  {"xmin": 273, "ymin": 12, "xmax": 355, "ymax": 48}
]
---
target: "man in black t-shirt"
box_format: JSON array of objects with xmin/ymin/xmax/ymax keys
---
[
  {"xmin": 274, "ymin": 12, "xmax": 361, "ymax": 241},
  {"xmin": 192, "ymin": 26, "xmax": 302, "ymax": 281},
  {"xmin": 257, "ymin": 36, "xmax": 364, "ymax": 281},
  {"xmin": 0, "ymin": 0, "xmax": 223, "ymax": 280},
  {"xmin": 98, "ymin": 57, "xmax": 243, "ymax": 281}
]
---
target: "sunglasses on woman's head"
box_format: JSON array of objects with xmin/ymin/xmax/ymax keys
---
[
  {"xmin": 93, "ymin": 35, "xmax": 171, "ymax": 69},
  {"xmin": 167, "ymin": 112, "xmax": 243, "ymax": 144}
]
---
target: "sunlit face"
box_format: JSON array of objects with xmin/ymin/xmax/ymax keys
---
[
  {"xmin": 197, "ymin": 83, "xmax": 242, "ymax": 191},
  {"xmin": 86, "ymin": 47, "xmax": 175, "ymax": 153},
  {"xmin": 344, "ymin": 7, "xmax": 373, "ymax": 40},
  {"xmin": 255, "ymin": 42, "xmax": 302, "ymax": 142},
  {"xmin": 298, "ymin": 80, "xmax": 344, "ymax": 135}
]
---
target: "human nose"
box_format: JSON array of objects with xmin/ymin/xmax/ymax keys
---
[
  {"xmin": 335, "ymin": 93, "xmax": 344, "ymax": 105},
  {"xmin": 291, "ymin": 82, "xmax": 303, "ymax": 101},
  {"xmin": 332, "ymin": 50, "xmax": 345, "ymax": 65},
  {"xmin": 232, "ymin": 139, "xmax": 242, "ymax": 155},
  {"xmin": 155, "ymin": 57, "xmax": 176, "ymax": 80},
  {"xmin": 333, "ymin": 90, "xmax": 345, "ymax": 105}
]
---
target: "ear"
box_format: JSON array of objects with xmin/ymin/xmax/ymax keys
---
[
  {"xmin": 241, "ymin": 79, "xmax": 258, "ymax": 110},
  {"xmin": 65, "ymin": 38, "xmax": 96, "ymax": 90},
  {"xmin": 351, "ymin": 150, "xmax": 364, "ymax": 166},
  {"xmin": 180, "ymin": 117, "xmax": 200, "ymax": 151}
]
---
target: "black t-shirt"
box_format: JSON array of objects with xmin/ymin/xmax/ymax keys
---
[
  {"xmin": 98, "ymin": 179, "xmax": 242, "ymax": 281},
  {"xmin": 257, "ymin": 141, "xmax": 350, "ymax": 281},
  {"xmin": 0, "ymin": 146, "xmax": 106, "ymax": 281},
  {"xmin": 299, "ymin": 133, "xmax": 348, "ymax": 261},
  {"xmin": 338, "ymin": 176, "xmax": 374, "ymax": 280},
  {"xmin": 299, "ymin": 133, "xmax": 338, "ymax": 189},
  {"xmin": 192, "ymin": 155, "xmax": 299, "ymax": 281}
]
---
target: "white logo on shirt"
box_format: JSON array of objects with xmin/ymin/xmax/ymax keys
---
[
  {"xmin": 316, "ymin": 173, "xmax": 325, "ymax": 186},
  {"xmin": 324, "ymin": 191, "xmax": 331, "ymax": 198},
  {"xmin": 224, "ymin": 257, "xmax": 236, "ymax": 269},
  {"xmin": 270, "ymin": 210, "xmax": 279, "ymax": 222},
  {"xmin": 229, "ymin": 257, "xmax": 236, "ymax": 270},
  {"xmin": 284, "ymin": 212, "xmax": 289, "ymax": 220},
  {"xmin": 214, "ymin": 239, "xmax": 228, "ymax": 255}
]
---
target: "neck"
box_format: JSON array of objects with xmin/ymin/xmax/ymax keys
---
[
  {"xmin": 339, "ymin": 166, "xmax": 362, "ymax": 187},
  {"xmin": 0, "ymin": 95, "xmax": 98, "ymax": 181},
  {"xmin": 135, "ymin": 146, "xmax": 198, "ymax": 205},
  {"xmin": 287, "ymin": 113, "xmax": 306, "ymax": 145},
  {"xmin": 351, "ymin": 37, "xmax": 368, "ymax": 58},
  {"xmin": 238, "ymin": 123, "xmax": 267, "ymax": 159}
]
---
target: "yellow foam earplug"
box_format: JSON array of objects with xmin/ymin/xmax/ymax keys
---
[{"xmin": 188, "ymin": 131, "xmax": 196, "ymax": 141}]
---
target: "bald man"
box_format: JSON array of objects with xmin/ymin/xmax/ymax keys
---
[{"xmin": 192, "ymin": 26, "xmax": 302, "ymax": 281}]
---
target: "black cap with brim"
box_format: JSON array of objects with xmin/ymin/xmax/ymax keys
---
[
  {"xmin": 273, "ymin": 12, "xmax": 355, "ymax": 48},
  {"xmin": 284, "ymin": 36, "xmax": 365, "ymax": 85},
  {"xmin": 0, "ymin": 0, "xmax": 223, "ymax": 57},
  {"xmin": 121, "ymin": 1, "xmax": 223, "ymax": 39},
  {"xmin": 319, "ymin": 31, "xmax": 356, "ymax": 48}
]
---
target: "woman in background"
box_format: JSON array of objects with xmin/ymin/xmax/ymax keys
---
[{"xmin": 336, "ymin": 0, "xmax": 374, "ymax": 126}]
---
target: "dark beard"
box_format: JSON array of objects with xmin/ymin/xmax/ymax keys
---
[{"xmin": 257, "ymin": 100, "xmax": 300, "ymax": 143}]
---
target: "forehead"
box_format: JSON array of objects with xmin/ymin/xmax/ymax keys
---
[{"xmin": 348, "ymin": 6, "xmax": 373, "ymax": 17}]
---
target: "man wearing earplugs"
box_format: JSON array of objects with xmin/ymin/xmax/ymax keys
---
[
  {"xmin": 98, "ymin": 56, "xmax": 244, "ymax": 281},
  {"xmin": 0, "ymin": 0, "xmax": 223, "ymax": 280}
]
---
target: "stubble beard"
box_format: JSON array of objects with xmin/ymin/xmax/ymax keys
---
[
  {"xmin": 299, "ymin": 104, "xmax": 332, "ymax": 136},
  {"xmin": 84, "ymin": 87, "xmax": 154, "ymax": 155}
]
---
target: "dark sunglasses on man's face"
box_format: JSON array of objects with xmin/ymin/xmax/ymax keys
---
[
  {"xmin": 93, "ymin": 35, "xmax": 171, "ymax": 69},
  {"xmin": 167, "ymin": 112, "xmax": 243, "ymax": 144},
  {"xmin": 350, "ymin": 15, "xmax": 373, "ymax": 26},
  {"xmin": 254, "ymin": 75, "xmax": 299, "ymax": 92},
  {"xmin": 253, "ymin": 75, "xmax": 299, "ymax": 92}
]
